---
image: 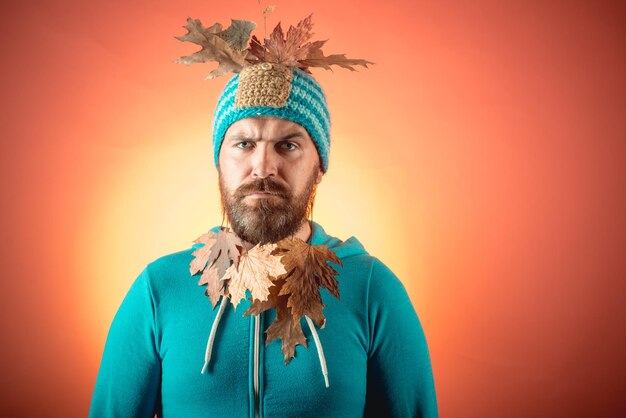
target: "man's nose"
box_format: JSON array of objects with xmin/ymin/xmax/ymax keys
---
[{"xmin": 251, "ymin": 144, "xmax": 278, "ymax": 178}]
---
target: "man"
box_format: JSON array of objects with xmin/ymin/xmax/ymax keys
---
[{"xmin": 90, "ymin": 17, "xmax": 437, "ymax": 418}]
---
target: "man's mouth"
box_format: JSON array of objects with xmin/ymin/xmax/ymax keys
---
[{"xmin": 245, "ymin": 191, "xmax": 283, "ymax": 199}]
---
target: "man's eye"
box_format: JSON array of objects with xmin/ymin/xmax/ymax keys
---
[
  {"xmin": 236, "ymin": 141, "xmax": 252, "ymax": 149},
  {"xmin": 279, "ymin": 142, "xmax": 297, "ymax": 151}
]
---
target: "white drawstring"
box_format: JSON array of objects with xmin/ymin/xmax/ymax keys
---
[
  {"xmin": 200, "ymin": 298, "xmax": 330, "ymax": 388},
  {"xmin": 305, "ymin": 315, "xmax": 329, "ymax": 388},
  {"xmin": 201, "ymin": 296, "xmax": 228, "ymax": 374}
]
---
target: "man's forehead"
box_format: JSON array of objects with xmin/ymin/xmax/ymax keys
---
[{"xmin": 224, "ymin": 116, "xmax": 311, "ymax": 139}]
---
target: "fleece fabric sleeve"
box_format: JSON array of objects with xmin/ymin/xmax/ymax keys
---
[
  {"xmin": 364, "ymin": 259, "xmax": 438, "ymax": 418},
  {"xmin": 89, "ymin": 268, "xmax": 161, "ymax": 418}
]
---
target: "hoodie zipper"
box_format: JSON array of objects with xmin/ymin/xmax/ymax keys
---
[{"xmin": 253, "ymin": 314, "xmax": 260, "ymax": 418}]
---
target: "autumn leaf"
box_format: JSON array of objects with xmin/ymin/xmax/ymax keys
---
[
  {"xmin": 245, "ymin": 277, "xmax": 285, "ymax": 316},
  {"xmin": 246, "ymin": 278, "xmax": 307, "ymax": 363},
  {"xmin": 224, "ymin": 243, "xmax": 286, "ymax": 310},
  {"xmin": 207, "ymin": 229, "xmax": 243, "ymax": 276},
  {"xmin": 299, "ymin": 52, "xmax": 373, "ymax": 72},
  {"xmin": 247, "ymin": 35, "xmax": 266, "ymax": 64},
  {"xmin": 191, "ymin": 229, "xmax": 242, "ymax": 277},
  {"xmin": 266, "ymin": 294, "xmax": 308, "ymax": 363},
  {"xmin": 216, "ymin": 19, "xmax": 257, "ymax": 51},
  {"xmin": 175, "ymin": 17, "xmax": 254, "ymax": 79},
  {"xmin": 285, "ymin": 14, "xmax": 315, "ymax": 53},
  {"xmin": 189, "ymin": 232, "xmax": 217, "ymax": 275},
  {"xmin": 248, "ymin": 15, "xmax": 373, "ymax": 71},
  {"xmin": 190, "ymin": 229, "xmax": 243, "ymax": 308},
  {"xmin": 199, "ymin": 267, "xmax": 224, "ymax": 308},
  {"xmin": 273, "ymin": 238, "xmax": 342, "ymax": 326},
  {"xmin": 262, "ymin": 22, "xmax": 287, "ymax": 64}
]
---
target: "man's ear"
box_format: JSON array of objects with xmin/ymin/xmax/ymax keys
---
[{"xmin": 315, "ymin": 167, "xmax": 324, "ymax": 185}]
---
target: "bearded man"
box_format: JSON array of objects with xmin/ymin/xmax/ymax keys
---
[{"xmin": 90, "ymin": 16, "xmax": 438, "ymax": 418}]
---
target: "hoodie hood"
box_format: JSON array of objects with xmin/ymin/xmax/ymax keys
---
[{"xmin": 309, "ymin": 221, "xmax": 368, "ymax": 260}]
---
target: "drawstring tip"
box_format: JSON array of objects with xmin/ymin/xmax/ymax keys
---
[
  {"xmin": 305, "ymin": 315, "xmax": 330, "ymax": 389},
  {"xmin": 201, "ymin": 362, "xmax": 208, "ymax": 374}
]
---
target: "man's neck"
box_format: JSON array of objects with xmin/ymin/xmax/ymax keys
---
[{"xmin": 239, "ymin": 220, "xmax": 312, "ymax": 250}]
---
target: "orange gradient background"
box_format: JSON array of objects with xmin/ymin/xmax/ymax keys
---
[{"xmin": 1, "ymin": 0, "xmax": 625, "ymax": 416}]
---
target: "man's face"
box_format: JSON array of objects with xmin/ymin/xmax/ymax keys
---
[{"xmin": 218, "ymin": 116, "xmax": 323, "ymax": 244}]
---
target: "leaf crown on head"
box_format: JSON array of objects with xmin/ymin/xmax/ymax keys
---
[{"xmin": 175, "ymin": 14, "xmax": 373, "ymax": 79}]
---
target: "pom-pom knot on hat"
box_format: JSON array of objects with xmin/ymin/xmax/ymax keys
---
[{"xmin": 176, "ymin": 14, "xmax": 372, "ymax": 172}]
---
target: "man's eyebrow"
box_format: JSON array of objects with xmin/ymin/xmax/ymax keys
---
[
  {"xmin": 226, "ymin": 132, "xmax": 306, "ymax": 142},
  {"xmin": 275, "ymin": 132, "xmax": 306, "ymax": 142},
  {"xmin": 225, "ymin": 134, "xmax": 257, "ymax": 142}
]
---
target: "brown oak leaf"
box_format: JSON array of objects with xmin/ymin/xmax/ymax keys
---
[
  {"xmin": 273, "ymin": 238, "xmax": 342, "ymax": 326},
  {"xmin": 216, "ymin": 19, "xmax": 257, "ymax": 51},
  {"xmin": 223, "ymin": 243, "xmax": 286, "ymax": 310},
  {"xmin": 175, "ymin": 17, "xmax": 252, "ymax": 79},
  {"xmin": 190, "ymin": 229, "xmax": 243, "ymax": 308}
]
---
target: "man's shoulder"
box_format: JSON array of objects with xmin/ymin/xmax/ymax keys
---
[
  {"xmin": 139, "ymin": 246, "xmax": 196, "ymax": 289},
  {"xmin": 148, "ymin": 246, "xmax": 195, "ymax": 269}
]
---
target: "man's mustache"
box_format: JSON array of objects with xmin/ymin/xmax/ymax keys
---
[{"xmin": 234, "ymin": 178, "xmax": 289, "ymax": 199}]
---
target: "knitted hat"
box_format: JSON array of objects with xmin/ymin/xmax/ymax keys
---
[{"xmin": 212, "ymin": 62, "xmax": 331, "ymax": 172}]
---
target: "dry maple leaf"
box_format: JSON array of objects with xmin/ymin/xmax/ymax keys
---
[
  {"xmin": 190, "ymin": 229, "xmax": 243, "ymax": 308},
  {"xmin": 248, "ymin": 15, "xmax": 373, "ymax": 71},
  {"xmin": 247, "ymin": 35, "xmax": 267, "ymax": 62},
  {"xmin": 246, "ymin": 278, "xmax": 307, "ymax": 363},
  {"xmin": 223, "ymin": 243, "xmax": 286, "ymax": 310},
  {"xmin": 189, "ymin": 232, "xmax": 218, "ymax": 275},
  {"xmin": 245, "ymin": 277, "xmax": 285, "ymax": 316},
  {"xmin": 284, "ymin": 14, "xmax": 315, "ymax": 53},
  {"xmin": 266, "ymin": 295, "xmax": 308, "ymax": 363},
  {"xmin": 299, "ymin": 52, "xmax": 373, "ymax": 72},
  {"xmin": 262, "ymin": 22, "xmax": 287, "ymax": 63},
  {"xmin": 199, "ymin": 267, "xmax": 224, "ymax": 308},
  {"xmin": 202, "ymin": 229, "xmax": 243, "ymax": 277},
  {"xmin": 273, "ymin": 238, "xmax": 342, "ymax": 326},
  {"xmin": 176, "ymin": 17, "xmax": 255, "ymax": 79}
]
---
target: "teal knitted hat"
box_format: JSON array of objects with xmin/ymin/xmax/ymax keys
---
[{"xmin": 212, "ymin": 62, "xmax": 331, "ymax": 172}]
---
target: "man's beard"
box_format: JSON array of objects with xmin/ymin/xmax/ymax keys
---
[{"xmin": 219, "ymin": 170, "xmax": 318, "ymax": 245}]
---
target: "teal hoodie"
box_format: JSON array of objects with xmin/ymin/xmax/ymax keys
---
[{"xmin": 90, "ymin": 222, "xmax": 438, "ymax": 417}]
